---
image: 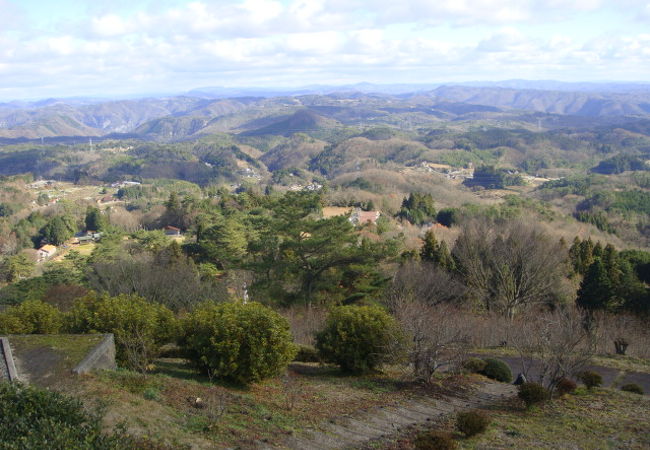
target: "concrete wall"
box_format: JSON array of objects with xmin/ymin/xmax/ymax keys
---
[
  {"xmin": 0, "ymin": 337, "xmax": 19, "ymax": 382},
  {"xmin": 72, "ymin": 334, "xmax": 117, "ymax": 374}
]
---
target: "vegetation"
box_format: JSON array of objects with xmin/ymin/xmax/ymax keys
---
[
  {"xmin": 0, "ymin": 299, "xmax": 63, "ymax": 334},
  {"xmin": 620, "ymin": 383, "xmax": 644, "ymax": 395},
  {"xmin": 480, "ymin": 358, "xmax": 513, "ymax": 383},
  {"xmin": 67, "ymin": 293, "xmax": 176, "ymax": 371},
  {"xmin": 518, "ymin": 382, "xmax": 549, "ymax": 409},
  {"xmin": 578, "ymin": 371, "xmax": 603, "ymax": 389},
  {"xmin": 315, "ymin": 305, "xmax": 400, "ymax": 374},
  {"xmin": 181, "ymin": 301, "xmax": 296, "ymax": 384},
  {"xmin": 0, "ymin": 382, "xmax": 141, "ymax": 449},
  {"xmin": 456, "ymin": 410, "xmax": 491, "ymax": 437}
]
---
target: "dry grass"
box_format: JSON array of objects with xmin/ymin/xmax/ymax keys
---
[{"xmin": 76, "ymin": 359, "xmax": 421, "ymax": 449}]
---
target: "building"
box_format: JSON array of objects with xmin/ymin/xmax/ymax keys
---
[
  {"xmin": 164, "ymin": 226, "xmax": 181, "ymax": 236},
  {"xmin": 349, "ymin": 209, "xmax": 381, "ymax": 226},
  {"xmin": 37, "ymin": 245, "xmax": 57, "ymax": 262}
]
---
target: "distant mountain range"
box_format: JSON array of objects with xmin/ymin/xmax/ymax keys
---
[{"xmin": 2, "ymin": 81, "xmax": 650, "ymax": 141}]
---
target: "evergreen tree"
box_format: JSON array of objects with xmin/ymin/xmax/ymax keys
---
[
  {"xmin": 84, "ymin": 206, "xmax": 106, "ymax": 231},
  {"xmin": 420, "ymin": 230, "xmax": 438, "ymax": 262},
  {"xmin": 576, "ymin": 259, "xmax": 615, "ymax": 311}
]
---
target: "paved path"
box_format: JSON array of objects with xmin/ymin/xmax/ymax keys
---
[
  {"xmin": 271, "ymin": 380, "xmax": 515, "ymax": 450},
  {"xmin": 480, "ymin": 355, "xmax": 650, "ymax": 395}
]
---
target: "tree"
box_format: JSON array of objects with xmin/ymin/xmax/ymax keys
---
[
  {"xmin": 420, "ymin": 230, "xmax": 454, "ymax": 271},
  {"xmin": 67, "ymin": 292, "xmax": 177, "ymax": 370},
  {"xmin": 398, "ymin": 192, "xmax": 436, "ymax": 225},
  {"xmin": 453, "ymin": 219, "xmax": 568, "ymax": 319},
  {"xmin": 85, "ymin": 206, "xmax": 106, "ymax": 232},
  {"xmin": 41, "ymin": 215, "xmax": 76, "ymax": 245},
  {"xmin": 1, "ymin": 253, "xmax": 35, "ymax": 282},
  {"xmin": 576, "ymin": 259, "xmax": 614, "ymax": 311}
]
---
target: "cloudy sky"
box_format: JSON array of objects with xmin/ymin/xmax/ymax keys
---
[{"xmin": 1, "ymin": 0, "xmax": 649, "ymax": 100}]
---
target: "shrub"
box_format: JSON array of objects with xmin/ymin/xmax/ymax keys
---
[
  {"xmin": 518, "ymin": 382, "xmax": 549, "ymax": 408},
  {"xmin": 463, "ymin": 357, "xmax": 487, "ymax": 373},
  {"xmin": 413, "ymin": 431, "xmax": 457, "ymax": 450},
  {"xmin": 555, "ymin": 377, "xmax": 577, "ymax": 396},
  {"xmin": 67, "ymin": 293, "xmax": 177, "ymax": 371},
  {"xmin": 621, "ymin": 383, "xmax": 644, "ymax": 395},
  {"xmin": 315, "ymin": 305, "xmax": 400, "ymax": 374},
  {"xmin": 0, "ymin": 382, "xmax": 135, "ymax": 449},
  {"xmin": 578, "ymin": 370, "xmax": 603, "ymax": 389},
  {"xmin": 0, "ymin": 299, "xmax": 63, "ymax": 334},
  {"xmin": 293, "ymin": 344, "xmax": 320, "ymax": 362},
  {"xmin": 181, "ymin": 301, "xmax": 296, "ymax": 385},
  {"xmin": 481, "ymin": 358, "xmax": 512, "ymax": 383},
  {"xmin": 456, "ymin": 410, "xmax": 490, "ymax": 437}
]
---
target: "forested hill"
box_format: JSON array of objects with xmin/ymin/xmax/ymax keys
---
[{"xmin": 2, "ymin": 84, "xmax": 650, "ymax": 141}]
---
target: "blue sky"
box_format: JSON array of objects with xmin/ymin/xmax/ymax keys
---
[{"xmin": 1, "ymin": 0, "xmax": 649, "ymax": 100}]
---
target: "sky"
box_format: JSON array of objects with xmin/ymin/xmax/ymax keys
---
[{"xmin": 1, "ymin": 0, "xmax": 650, "ymax": 100}]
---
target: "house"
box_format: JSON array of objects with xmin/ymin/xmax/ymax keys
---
[
  {"xmin": 164, "ymin": 226, "xmax": 181, "ymax": 236},
  {"xmin": 349, "ymin": 209, "xmax": 381, "ymax": 226},
  {"xmin": 73, "ymin": 231, "xmax": 103, "ymax": 245},
  {"xmin": 37, "ymin": 245, "xmax": 57, "ymax": 262},
  {"xmin": 99, "ymin": 195, "xmax": 114, "ymax": 204}
]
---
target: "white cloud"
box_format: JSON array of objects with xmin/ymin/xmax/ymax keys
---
[{"xmin": 0, "ymin": 0, "xmax": 650, "ymax": 99}]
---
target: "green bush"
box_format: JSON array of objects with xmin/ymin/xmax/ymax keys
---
[
  {"xmin": 463, "ymin": 357, "xmax": 487, "ymax": 373},
  {"xmin": 518, "ymin": 382, "xmax": 549, "ymax": 409},
  {"xmin": 578, "ymin": 370, "xmax": 603, "ymax": 389},
  {"xmin": 0, "ymin": 382, "xmax": 135, "ymax": 449},
  {"xmin": 413, "ymin": 431, "xmax": 457, "ymax": 450},
  {"xmin": 315, "ymin": 305, "xmax": 400, "ymax": 374},
  {"xmin": 555, "ymin": 377, "xmax": 577, "ymax": 396},
  {"xmin": 481, "ymin": 358, "xmax": 512, "ymax": 383},
  {"xmin": 293, "ymin": 344, "xmax": 320, "ymax": 362},
  {"xmin": 621, "ymin": 383, "xmax": 644, "ymax": 395},
  {"xmin": 67, "ymin": 293, "xmax": 176, "ymax": 370},
  {"xmin": 181, "ymin": 301, "xmax": 296, "ymax": 385},
  {"xmin": 0, "ymin": 299, "xmax": 63, "ymax": 334},
  {"xmin": 456, "ymin": 410, "xmax": 490, "ymax": 437}
]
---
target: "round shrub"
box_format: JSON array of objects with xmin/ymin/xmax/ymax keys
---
[
  {"xmin": 413, "ymin": 431, "xmax": 457, "ymax": 450},
  {"xmin": 481, "ymin": 358, "xmax": 512, "ymax": 383},
  {"xmin": 67, "ymin": 292, "xmax": 176, "ymax": 370},
  {"xmin": 555, "ymin": 377, "xmax": 577, "ymax": 396},
  {"xmin": 578, "ymin": 370, "xmax": 603, "ymax": 389},
  {"xmin": 315, "ymin": 305, "xmax": 400, "ymax": 374},
  {"xmin": 181, "ymin": 301, "xmax": 296, "ymax": 385},
  {"xmin": 463, "ymin": 357, "xmax": 487, "ymax": 373},
  {"xmin": 456, "ymin": 410, "xmax": 490, "ymax": 437},
  {"xmin": 293, "ymin": 344, "xmax": 320, "ymax": 362},
  {"xmin": 0, "ymin": 299, "xmax": 63, "ymax": 334},
  {"xmin": 621, "ymin": 383, "xmax": 644, "ymax": 395},
  {"xmin": 518, "ymin": 382, "xmax": 549, "ymax": 408}
]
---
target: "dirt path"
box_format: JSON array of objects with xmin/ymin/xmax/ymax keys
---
[{"xmin": 269, "ymin": 380, "xmax": 515, "ymax": 450}]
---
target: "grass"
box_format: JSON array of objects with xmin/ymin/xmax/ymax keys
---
[
  {"xmin": 8, "ymin": 334, "xmax": 105, "ymax": 388},
  {"xmin": 78, "ymin": 359, "xmax": 419, "ymax": 448},
  {"xmin": 473, "ymin": 346, "xmax": 650, "ymax": 374},
  {"xmin": 9, "ymin": 334, "xmax": 103, "ymax": 367},
  {"xmin": 458, "ymin": 388, "xmax": 650, "ymax": 449},
  {"xmin": 381, "ymin": 387, "xmax": 650, "ymax": 449}
]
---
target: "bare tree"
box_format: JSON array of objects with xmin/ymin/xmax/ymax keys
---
[
  {"xmin": 453, "ymin": 219, "xmax": 569, "ymax": 319},
  {"xmin": 387, "ymin": 291, "xmax": 471, "ymax": 382},
  {"xmin": 386, "ymin": 261, "xmax": 466, "ymax": 307},
  {"xmin": 510, "ymin": 307, "xmax": 597, "ymax": 395}
]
